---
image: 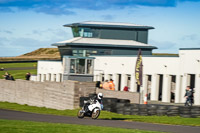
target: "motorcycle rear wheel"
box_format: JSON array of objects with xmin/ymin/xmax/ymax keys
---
[
  {"xmin": 77, "ymin": 109, "xmax": 85, "ymax": 119},
  {"xmin": 91, "ymin": 109, "xmax": 100, "ymax": 119}
]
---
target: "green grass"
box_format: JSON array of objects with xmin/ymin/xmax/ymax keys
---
[
  {"xmin": 0, "ymin": 62, "xmax": 37, "ymax": 79},
  {"xmin": 0, "ymin": 102, "xmax": 78, "ymax": 116},
  {"xmin": 0, "ymin": 119, "xmax": 162, "ymax": 133},
  {"xmin": 0, "ymin": 62, "xmax": 37, "ymax": 68},
  {"xmin": 0, "ymin": 102, "xmax": 200, "ymax": 126},
  {"xmin": 0, "ymin": 69, "xmax": 37, "ymax": 80}
]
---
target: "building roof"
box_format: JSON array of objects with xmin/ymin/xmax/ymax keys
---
[
  {"xmin": 52, "ymin": 37, "xmax": 157, "ymax": 49},
  {"xmin": 64, "ymin": 21, "xmax": 154, "ymax": 30},
  {"xmin": 179, "ymin": 48, "xmax": 200, "ymax": 50}
]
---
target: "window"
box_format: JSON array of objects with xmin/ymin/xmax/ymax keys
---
[
  {"xmin": 72, "ymin": 50, "xmax": 85, "ymax": 57},
  {"xmin": 68, "ymin": 58, "xmax": 94, "ymax": 75},
  {"xmin": 86, "ymin": 50, "xmax": 97, "ymax": 56},
  {"xmin": 72, "ymin": 27, "xmax": 93, "ymax": 38},
  {"xmin": 76, "ymin": 59, "xmax": 85, "ymax": 74},
  {"xmin": 70, "ymin": 59, "xmax": 76, "ymax": 73},
  {"xmin": 87, "ymin": 59, "xmax": 93, "ymax": 74},
  {"xmin": 127, "ymin": 75, "xmax": 131, "ymax": 88},
  {"xmin": 72, "ymin": 27, "xmax": 80, "ymax": 37}
]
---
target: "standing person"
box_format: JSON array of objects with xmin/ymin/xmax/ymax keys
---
[
  {"xmin": 25, "ymin": 72, "xmax": 31, "ymax": 80},
  {"xmin": 109, "ymin": 79, "xmax": 115, "ymax": 91},
  {"xmin": 184, "ymin": 86, "xmax": 193, "ymax": 106},
  {"xmin": 103, "ymin": 80, "xmax": 110, "ymax": 90},
  {"xmin": 2, "ymin": 72, "xmax": 10, "ymax": 80},
  {"xmin": 9, "ymin": 74, "xmax": 15, "ymax": 81}
]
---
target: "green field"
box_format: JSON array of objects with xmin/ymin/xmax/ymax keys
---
[
  {"xmin": 0, "ymin": 119, "xmax": 162, "ymax": 133},
  {"xmin": 0, "ymin": 62, "xmax": 37, "ymax": 80},
  {"xmin": 0, "ymin": 62, "xmax": 37, "ymax": 68},
  {"xmin": 0, "ymin": 102, "xmax": 200, "ymax": 126}
]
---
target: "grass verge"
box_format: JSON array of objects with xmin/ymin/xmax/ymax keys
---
[
  {"xmin": 0, "ymin": 119, "xmax": 162, "ymax": 133},
  {"xmin": 0, "ymin": 102, "xmax": 200, "ymax": 126},
  {"xmin": 0, "ymin": 69, "xmax": 37, "ymax": 80}
]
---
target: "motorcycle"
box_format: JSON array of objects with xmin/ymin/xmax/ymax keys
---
[{"xmin": 77, "ymin": 98, "xmax": 103, "ymax": 119}]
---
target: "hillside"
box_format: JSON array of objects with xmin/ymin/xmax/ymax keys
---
[
  {"xmin": 0, "ymin": 48, "xmax": 61, "ymax": 62},
  {"xmin": 20, "ymin": 48, "xmax": 60, "ymax": 57}
]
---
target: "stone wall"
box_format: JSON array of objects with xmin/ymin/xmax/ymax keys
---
[
  {"xmin": 0, "ymin": 79, "xmax": 95, "ymax": 110},
  {"xmin": 96, "ymin": 89, "xmax": 140, "ymax": 103},
  {"xmin": 0, "ymin": 79, "xmax": 140, "ymax": 110}
]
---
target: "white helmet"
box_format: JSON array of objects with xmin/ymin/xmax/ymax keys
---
[{"xmin": 97, "ymin": 93, "xmax": 103, "ymax": 99}]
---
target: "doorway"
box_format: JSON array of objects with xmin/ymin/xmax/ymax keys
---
[
  {"xmin": 158, "ymin": 75, "xmax": 163, "ymax": 101},
  {"xmin": 118, "ymin": 74, "xmax": 121, "ymax": 91},
  {"xmin": 147, "ymin": 75, "xmax": 152, "ymax": 100},
  {"xmin": 170, "ymin": 75, "xmax": 176, "ymax": 103}
]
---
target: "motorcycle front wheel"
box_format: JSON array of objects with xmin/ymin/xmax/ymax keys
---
[
  {"xmin": 77, "ymin": 109, "xmax": 85, "ymax": 119},
  {"xmin": 91, "ymin": 108, "xmax": 100, "ymax": 119}
]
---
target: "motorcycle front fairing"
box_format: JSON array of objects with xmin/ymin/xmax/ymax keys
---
[{"xmin": 88, "ymin": 100, "xmax": 102, "ymax": 112}]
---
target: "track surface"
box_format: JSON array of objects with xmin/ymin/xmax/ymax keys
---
[
  {"xmin": 3, "ymin": 67, "xmax": 36, "ymax": 71},
  {"xmin": 0, "ymin": 109, "xmax": 200, "ymax": 133}
]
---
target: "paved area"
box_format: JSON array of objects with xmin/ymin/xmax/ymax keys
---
[{"xmin": 0, "ymin": 109, "xmax": 200, "ymax": 133}]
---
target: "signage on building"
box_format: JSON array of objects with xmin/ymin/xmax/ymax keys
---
[{"xmin": 135, "ymin": 49, "xmax": 143, "ymax": 86}]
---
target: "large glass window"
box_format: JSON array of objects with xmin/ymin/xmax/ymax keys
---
[
  {"xmin": 69, "ymin": 58, "xmax": 94, "ymax": 75},
  {"xmin": 72, "ymin": 27, "xmax": 93, "ymax": 38}
]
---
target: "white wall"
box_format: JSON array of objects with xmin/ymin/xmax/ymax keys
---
[
  {"xmin": 37, "ymin": 60, "xmax": 63, "ymax": 82},
  {"xmin": 179, "ymin": 50, "xmax": 200, "ymax": 74},
  {"xmin": 93, "ymin": 56, "xmax": 179, "ymax": 76}
]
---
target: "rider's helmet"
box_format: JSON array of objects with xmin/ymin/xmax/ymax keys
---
[{"xmin": 97, "ymin": 93, "xmax": 103, "ymax": 100}]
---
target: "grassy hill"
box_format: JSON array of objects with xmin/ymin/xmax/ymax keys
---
[{"xmin": 0, "ymin": 48, "xmax": 61, "ymax": 61}]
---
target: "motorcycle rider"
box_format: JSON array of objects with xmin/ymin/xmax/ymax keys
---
[
  {"xmin": 83, "ymin": 93, "xmax": 103, "ymax": 113},
  {"xmin": 97, "ymin": 93, "xmax": 103, "ymax": 109}
]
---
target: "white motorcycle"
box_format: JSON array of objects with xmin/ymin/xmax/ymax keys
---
[{"xmin": 77, "ymin": 93, "xmax": 103, "ymax": 119}]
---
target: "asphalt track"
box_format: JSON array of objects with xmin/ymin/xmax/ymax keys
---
[
  {"xmin": 0, "ymin": 109, "xmax": 200, "ymax": 133},
  {"xmin": 3, "ymin": 67, "xmax": 36, "ymax": 71}
]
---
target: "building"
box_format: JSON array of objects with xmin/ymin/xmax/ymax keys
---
[{"xmin": 35, "ymin": 21, "xmax": 200, "ymax": 105}]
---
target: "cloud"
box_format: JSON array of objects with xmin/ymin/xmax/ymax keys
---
[
  {"xmin": 181, "ymin": 34, "xmax": 199, "ymax": 41},
  {"xmin": 30, "ymin": 28, "xmax": 71, "ymax": 40},
  {"xmin": 0, "ymin": 30, "xmax": 13, "ymax": 34},
  {"xmin": 149, "ymin": 39, "xmax": 178, "ymax": 53},
  {"xmin": 33, "ymin": 5, "xmax": 75, "ymax": 15},
  {"xmin": 0, "ymin": 28, "xmax": 72, "ymax": 56},
  {"xmin": 101, "ymin": 15, "xmax": 115, "ymax": 20},
  {"xmin": 0, "ymin": 37, "xmax": 53, "ymax": 56},
  {"xmin": 1, "ymin": 0, "xmax": 200, "ymax": 15}
]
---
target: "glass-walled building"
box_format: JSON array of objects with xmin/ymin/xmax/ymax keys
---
[{"xmin": 51, "ymin": 21, "xmax": 156, "ymax": 81}]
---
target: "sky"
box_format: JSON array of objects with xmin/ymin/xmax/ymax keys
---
[{"xmin": 0, "ymin": 0, "xmax": 200, "ymax": 56}]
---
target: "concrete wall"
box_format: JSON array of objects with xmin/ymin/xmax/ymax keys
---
[
  {"xmin": 0, "ymin": 79, "xmax": 95, "ymax": 110},
  {"xmin": 0, "ymin": 79, "xmax": 140, "ymax": 110}
]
